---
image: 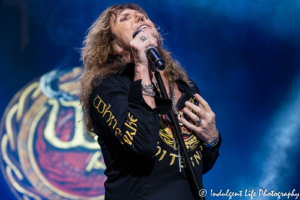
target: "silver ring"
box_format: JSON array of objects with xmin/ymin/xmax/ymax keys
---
[
  {"xmin": 140, "ymin": 35, "xmax": 147, "ymax": 42},
  {"xmin": 196, "ymin": 117, "xmax": 201, "ymax": 125}
]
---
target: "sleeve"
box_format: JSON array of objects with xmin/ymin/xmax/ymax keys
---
[
  {"xmin": 90, "ymin": 76, "xmax": 172, "ymax": 157},
  {"xmin": 202, "ymin": 133, "xmax": 222, "ymax": 175},
  {"xmin": 188, "ymin": 78, "xmax": 222, "ymax": 174}
]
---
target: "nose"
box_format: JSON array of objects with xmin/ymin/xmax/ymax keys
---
[{"xmin": 135, "ymin": 13, "xmax": 145, "ymax": 23}]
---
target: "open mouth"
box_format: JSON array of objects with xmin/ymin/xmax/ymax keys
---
[{"xmin": 138, "ymin": 25, "xmax": 150, "ymax": 31}]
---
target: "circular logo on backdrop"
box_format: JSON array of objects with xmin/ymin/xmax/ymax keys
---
[{"xmin": 0, "ymin": 67, "xmax": 106, "ymax": 200}]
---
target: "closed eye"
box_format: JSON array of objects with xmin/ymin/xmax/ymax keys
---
[
  {"xmin": 120, "ymin": 17, "xmax": 128, "ymax": 22},
  {"xmin": 119, "ymin": 13, "xmax": 130, "ymax": 22}
]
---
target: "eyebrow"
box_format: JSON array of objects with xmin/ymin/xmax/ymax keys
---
[{"xmin": 117, "ymin": 11, "xmax": 144, "ymax": 21}]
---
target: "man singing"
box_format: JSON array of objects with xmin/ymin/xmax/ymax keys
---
[{"xmin": 80, "ymin": 3, "xmax": 221, "ymax": 200}]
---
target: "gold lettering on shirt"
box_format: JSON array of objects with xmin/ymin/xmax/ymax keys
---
[
  {"xmin": 181, "ymin": 157, "xmax": 186, "ymax": 168},
  {"xmin": 94, "ymin": 95, "xmax": 107, "ymax": 113},
  {"xmin": 159, "ymin": 150, "xmax": 167, "ymax": 161},
  {"xmin": 198, "ymin": 149, "xmax": 203, "ymax": 157},
  {"xmin": 124, "ymin": 124, "xmax": 136, "ymax": 139},
  {"xmin": 123, "ymin": 135, "xmax": 133, "ymax": 145},
  {"xmin": 126, "ymin": 112, "xmax": 138, "ymax": 126},
  {"xmin": 152, "ymin": 141, "xmax": 205, "ymax": 168},
  {"xmin": 103, "ymin": 104, "xmax": 112, "ymax": 120},
  {"xmin": 124, "ymin": 113, "xmax": 138, "ymax": 146},
  {"xmin": 112, "ymin": 118, "xmax": 117, "ymax": 129},
  {"xmin": 107, "ymin": 115, "xmax": 114, "ymax": 126},
  {"xmin": 194, "ymin": 150, "xmax": 202, "ymax": 165},
  {"xmin": 152, "ymin": 142, "xmax": 161, "ymax": 158},
  {"xmin": 169, "ymin": 153, "xmax": 178, "ymax": 165},
  {"xmin": 190, "ymin": 157, "xmax": 195, "ymax": 167},
  {"xmin": 115, "ymin": 128, "xmax": 121, "ymax": 137},
  {"xmin": 93, "ymin": 95, "xmax": 138, "ymax": 146}
]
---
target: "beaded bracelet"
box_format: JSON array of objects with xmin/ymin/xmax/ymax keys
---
[
  {"xmin": 143, "ymin": 87, "xmax": 155, "ymax": 95},
  {"xmin": 142, "ymin": 91, "xmax": 155, "ymax": 96},
  {"xmin": 141, "ymin": 84, "xmax": 154, "ymax": 90},
  {"xmin": 203, "ymin": 133, "xmax": 219, "ymax": 151},
  {"xmin": 141, "ymin": 83, "xmax": 155, "ymax": 96}
]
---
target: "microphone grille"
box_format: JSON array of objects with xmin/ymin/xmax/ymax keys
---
[{"xmin": 132, "ymin": 30, "xmax": 143, "ymax": 39}]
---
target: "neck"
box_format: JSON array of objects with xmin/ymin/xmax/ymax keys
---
[{"xmin": 121, "ymin": 52, "xmax": 132, "ymax": 63}]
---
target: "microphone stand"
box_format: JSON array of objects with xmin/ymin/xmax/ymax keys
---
[
  {"xmin": 132, "ymin": 28, "xmax": 204, "ymax": 199},
  {"xmin": 153, "ymin": 67, "xmax": 204, "ymax": 200}
]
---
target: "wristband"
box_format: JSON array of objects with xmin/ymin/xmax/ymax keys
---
[
  {"xmin": 203, "ymin": 133, "xmax": 219, "ymax": 151},
  {"xmin": 142, "ymin": 91, "xmax": 155, "ymax": 96}
]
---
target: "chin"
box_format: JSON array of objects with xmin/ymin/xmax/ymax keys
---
[{"xmin": 145, "ymin": 28, "xmax": 159, "ymax": 39}]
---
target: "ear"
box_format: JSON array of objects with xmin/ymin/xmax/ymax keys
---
[{"xmin": 110, "ymin": 40, "xmax": 123, "ymax": 55}]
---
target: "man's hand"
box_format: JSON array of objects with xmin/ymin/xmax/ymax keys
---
[{"xmin": 180, "ymin": 93, "xmax": 218, "ymax": 143}]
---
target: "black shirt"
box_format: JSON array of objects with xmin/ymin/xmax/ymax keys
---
[{"xmin": 89, "ymin": 63, "xmax": 222, "ymax": 200}]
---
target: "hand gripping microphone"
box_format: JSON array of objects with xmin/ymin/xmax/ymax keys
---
[{"xmin": 132, "ymin": 30, "xmax": 165, "ymax": 70}]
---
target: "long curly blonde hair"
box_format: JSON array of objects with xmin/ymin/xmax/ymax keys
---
[{"xmin": 80, "ymin": 3, "xmax": 191, "ymax": 138}]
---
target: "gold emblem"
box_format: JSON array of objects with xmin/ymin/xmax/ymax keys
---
[
  {"xmin": 0, "ymin": 67, "xmax": 106, "ymax": 200},
  {"xmin": 158, "ymin": 109, "xmax": 200, "ymax": 151}
]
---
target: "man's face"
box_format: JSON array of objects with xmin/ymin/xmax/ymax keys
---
[{"xmin": 110, "ymin": 9, "xmax": 159, "ymax": 50}]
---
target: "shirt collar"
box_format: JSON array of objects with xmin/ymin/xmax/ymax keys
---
[{"xmin": 117, "ymin": 63, "xmax": 135, "ymax": 76}]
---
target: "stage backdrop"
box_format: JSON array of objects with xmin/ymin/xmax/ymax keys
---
[{"xmin": 0, "ymin": 0, "xmax": 299, "ymax": 199}]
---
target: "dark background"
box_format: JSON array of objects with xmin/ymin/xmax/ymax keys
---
[{"xmin": 0, "ymin": 0, "xmax": 299, "ymax": 199}]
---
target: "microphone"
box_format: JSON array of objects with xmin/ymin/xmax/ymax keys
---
[{"xmin": 132, "ymin": 30, "xmax": 165, "ymax": 70}]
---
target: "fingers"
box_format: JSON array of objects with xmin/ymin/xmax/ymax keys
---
[
  {"xmin": 181, "ymin": 94, "xmax": 218, "ymax": 142},
  {"xmin": 185, "ymin": 101, "xmax": 206, "ymax": 119},
  {"xmin": 183, "ymin": 107, "xmax": 199, "ymax": 123},
  {"xmin": 194, "ymin": 93, "xmax": 212, "ymax": 113},
  {"xmin": 180, "ymin": 117, "xmax": 208, "ymax": 139},
  {"xmin": 180, "ymin": 116, "xmax": 200, "ymax": 132},
  {"xmin": 130, "ymin": 31, "xmax": 158, "ymax": 66},
  {"xmin": 130, "ymin": 31, "xmax": 158, "ymax": 50}
]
